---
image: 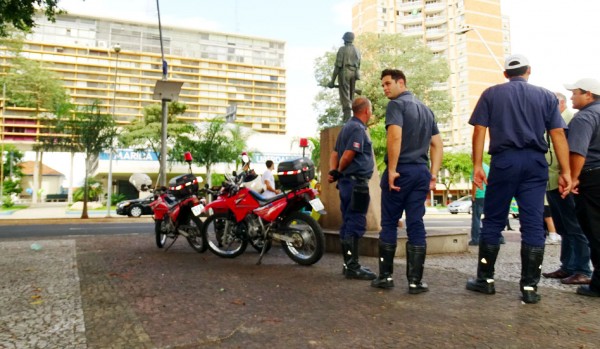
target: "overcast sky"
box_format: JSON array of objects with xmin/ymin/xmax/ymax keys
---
[{"xmin": 56, "ymin": 0, "xmax": 600, "ymax": 137}]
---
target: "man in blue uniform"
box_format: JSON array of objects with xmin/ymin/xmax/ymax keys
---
[
  {"xmin": 371, "ymin": 69, "xmax": 443, "ymax": 294},
  {"xmin": 564, "ymin": 78, "xmax": 600, "ymax": 297},
  {"xmin": 466, "ymin": 54, "xmax": 572, "ymax": 304},
  {"xmin": 328, "ymin": 96, "xmax": 376, "ymax": 280}
]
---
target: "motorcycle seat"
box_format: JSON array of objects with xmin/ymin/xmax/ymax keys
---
[{"xmin": 248, "ymin": 190, "xmax": 286, "ymax": 205}]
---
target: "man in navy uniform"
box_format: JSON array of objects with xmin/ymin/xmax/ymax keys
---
[
  {"xmin": 328, "ymin": 96, "xmax": 376, "ymax": 280},
  {"xmin": 466, "ymin": 54, "xmax": 572, "ymax": 304},
  {"xmin": 564, "ymin": 78, "xmax": 600, "ymax": 297},
  {"xmin": 371, "ymin": 69, "xmax": 443, "ymax": 294}
]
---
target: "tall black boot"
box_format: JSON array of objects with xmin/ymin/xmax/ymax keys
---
[
  {"xmin": 520, "ymin": 242, "xmax": 544, "ymax": 304},
  {"xmin": 406, "ymin": 243, "xmax": 428, "ymax": 294},
  {"xmin": 341, "ymin": 239, "xmax": 351, "ymax": 275},
  {"xmin": 371, "ymin": 242, "xmax": 396, "ymax": 289},
  {"xmin": 343, "ymin": 237, "xmax": 376, "ymax": 280},
  {"xmin": 466, "ymin": 242, "xmax": 500, "ymax": 294}
]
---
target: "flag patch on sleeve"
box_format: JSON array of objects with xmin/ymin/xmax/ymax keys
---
[{"xmin": 352, "ymin": 142, "xmax": 360, "ymax": 149}]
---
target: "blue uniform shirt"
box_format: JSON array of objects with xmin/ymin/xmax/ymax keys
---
[
  {"xmin": 384, "ymin": 91, "xmax": 439, "ymax": 165},
  {"xmin": 469, "ymin": 77, "xmax": 566, "ymax": 155},
  {"xmin": 568, "ymin": 100, "xmax": 600, "ymax": 170},
  {"xmin": 334, "ymin": 116, "xmax": 374, "ymax": 178}
]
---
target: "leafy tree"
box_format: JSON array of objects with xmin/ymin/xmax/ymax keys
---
[
  {"xmin": 0, "ymin": 0, "xmax": 63, "ymax": 37},
  {"xmin": 313, "ymin": 32, "xmax": 452, "ymax": 128},
  {"xmin": 1, "ymin": 145, "xmax": 25, "ymax": 201},
  {"xmin": 173, "ymin": 118, "xmax": 250, "ymax": 188},
  {"xmin": 119, "ymin": 101, "xmax": 193, "ymax": 185},
  {"xmin": 1, "ymin": 50, "xmax": 70, "ymax": 203},
  {"xmin": 439, "ymin": 152, "xmax": 472, "ymax": 205},
  {"xmin": 50, "ymin": 102, "xmax": 118, "ymax": 218},
  {"xmin": 73, "ymin": 177, "xmax": 103, "ymax": 202}
]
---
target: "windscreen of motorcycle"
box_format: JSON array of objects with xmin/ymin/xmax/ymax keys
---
[{"xmin": 242, "ymin": 175, "xmax": 264, "ymax": 193}]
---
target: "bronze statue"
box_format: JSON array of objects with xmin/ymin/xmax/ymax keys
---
[{"xmin": 328, "ymin": 32, "xmax": 361, "ymax": 122}]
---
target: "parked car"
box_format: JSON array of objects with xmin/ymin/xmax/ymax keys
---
[
  {"xmin": 447, "ymin": 195, "xmax": 472, "ymax": 214},
  {"xmin": 116, "ymin": 195, "xmax": 154, "ymax": 217}
]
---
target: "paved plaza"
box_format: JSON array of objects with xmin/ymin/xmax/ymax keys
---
[{"xmin": 0, "ymin": 223, "xmax": 598, "ymax": 348}]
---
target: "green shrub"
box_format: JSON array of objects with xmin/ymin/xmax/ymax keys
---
[{"xmin": 2, "ymin": 197, "xmax": 14, "ymax": 209}]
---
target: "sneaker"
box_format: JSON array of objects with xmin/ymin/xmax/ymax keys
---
[{"xmin": 545, "ymin": 233, "xmax": 560, "ymax": 245}]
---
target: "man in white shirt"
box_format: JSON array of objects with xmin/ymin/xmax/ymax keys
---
[{"xmin": 262, "ymin": 160, "xmax": 280, "ymax": 198}]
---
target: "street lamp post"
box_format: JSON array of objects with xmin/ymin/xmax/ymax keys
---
[
  {"xmin": 106, "ymin": 43, "xmax": 120, "ymax": 217},
  {"xmin": 456, "ymin": 25, "xmax": 503, "ymax": 71}
]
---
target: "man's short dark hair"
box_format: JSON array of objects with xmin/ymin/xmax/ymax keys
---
[
  {"xmin": 381, "ymin": 69, "xmax": 407, "ymax": 84},
  {"xmin": 505, "ymin": 66, "xmax": 528, "ymax": 78},
  {"xmin": 266, "ymin": 160, "xmax": 274, "ymax": 168},
  {"xmin": 580, "ymin": 89, "xmax": 600, "ymax": 101}
]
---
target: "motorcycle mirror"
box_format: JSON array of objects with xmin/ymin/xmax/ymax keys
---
[
  {"xmin": 241, "ymin": 153, "xmax": 249, "ymax": 164},
  {"xmin": 232, "ymin": 170, "xmax": 237, "ymax": 177},
  {"xmin": 184, "ymin": 151, "xmax": 193, "ymax": 164}
]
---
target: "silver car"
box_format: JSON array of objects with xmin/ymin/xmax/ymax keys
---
[{"xmin": 447, "ymin": 195, "xmax": 472, "ymax": 214}]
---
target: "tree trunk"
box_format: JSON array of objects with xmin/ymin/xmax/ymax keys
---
[
  {"xmin": 68, "ymin": 152, "xmax": 74, "ymax": 204},
  {"xmin": 32, "ymin": 151, "xmax": 40, "ymax": 204},
  {"xmin": 81, "ymin": 158, "xmax": 89, "ymax": 219}
]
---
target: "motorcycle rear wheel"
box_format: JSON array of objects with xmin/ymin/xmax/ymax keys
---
[
  {"xmin": 155, "ymin": 219, "xmax": 167, "ymax": 248},
  {"xmin": 185, "ymin": 215, "xmax": 208, "ymax": 253},
  {"xmin": 280, "ymin": 211, "xmax": 325, "ymax": 266},
  {"xmin": 203, "ymin": 213, "xmax": 247, "ymax": 258}
]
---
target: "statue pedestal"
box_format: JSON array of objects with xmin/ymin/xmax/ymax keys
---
[{"xmin": 319, "ymin": 126, "xmax": 381, "ymax": 232}]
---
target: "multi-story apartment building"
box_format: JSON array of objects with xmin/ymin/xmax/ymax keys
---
[
  {"xmin": 352, "ymin": 0, "xmax": 510, "ymax": 150},
  {"xmin": 0, "ymin": 12, "xmax": 287, "ymax": 149}
]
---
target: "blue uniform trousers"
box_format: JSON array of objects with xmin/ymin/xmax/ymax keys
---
[
  {"xmin": 379, "ymin": 164, "xmax": 430, "ymax": 245},
  {"xmin": 482, "ymin": 149, "xmax": 548, "ymax": 247},
  {"xmin": 470, "ymin": 198, "xmax": 484, "ymax": 244},
  {"xmin": 337, "ymin": 177, "xmax": 369, "ymax": 240},
  {"xmin": 547, "ymin": 189, "xmax": 592, "ymax": 276}
]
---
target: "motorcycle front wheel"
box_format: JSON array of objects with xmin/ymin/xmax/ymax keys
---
[
  {"xmin": 155, "ymin": 219, "xmax": 167, "ymax": 248},
  {"xmin": 280, "ymin": 211, "xmax": 325, "ymax": 266},
  {"xmin": 185, "ymin": 215, "xmax": 208, "ymax": 253},
  {"xmin": 203, "ymin": 213, "xmax": 247, "ymax": 258}
]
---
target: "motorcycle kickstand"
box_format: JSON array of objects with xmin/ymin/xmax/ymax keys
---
[
  {"xmin": 165, "ymin": 235, "xmax": 179, "ymax": 251},
  {"xmin": 256, "ymin": 240, "xmax": 269, "ymax": 265}
]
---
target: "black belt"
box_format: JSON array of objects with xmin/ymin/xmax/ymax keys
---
[
  {"xmin": 582, "ymin": 167, "xmax": 600, "ymax": 174},
  {"xmin": 343, "ymin": 174, "xmax": 369, "ymax": 182}
]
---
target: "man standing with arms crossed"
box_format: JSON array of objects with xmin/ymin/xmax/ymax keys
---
[
  {"xmin": 564, "ymin": 78, "xmax": 600, "ymax": 297},
  {"xmin": 466, "ymin": 54, "xmax": 571, "ymax": 304},
  {"xmin": 328, "ymin": 97, "xmax": 376, "ymax": 280},
  {"xmin": 371, "ymin": 69, "xmax": 443, "ymax": 294}
]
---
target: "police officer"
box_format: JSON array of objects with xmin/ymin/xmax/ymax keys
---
[
  {"xmin": 466, "ymin": 54, "xmax": 572, "ymax": 304},
  {"xmin": 564, "ymin": 78, "xmax": 600, "ymax": 297},
  {"xmin": 371, "ymin": 69, "xmax": 443, "ymax": 294},
  {"xmin": 328, "ymin": 32, "xmax": 361, "ymax": 122},
  {"xmin": 328, "ymin": 96, "xmax": 376, "ymax": 280}
]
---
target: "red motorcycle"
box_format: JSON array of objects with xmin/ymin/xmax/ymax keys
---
[
  {"xmin": 150, "ymin": 152, "xmax": 207, "ymax": 253},
  {"xmin": 202, "ymin": 155, "xmax": 326, "ymax": 265}
]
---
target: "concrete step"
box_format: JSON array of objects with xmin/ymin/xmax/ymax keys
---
[{"xmin": 324, "ymin": 229, "xmax": 468, "ymax": 257}]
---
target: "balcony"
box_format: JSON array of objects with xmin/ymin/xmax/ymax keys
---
[
  {"xmin": 398, "ymin": 1, "xmax": 423, "ymax": 11},
  {"xmin": 424, "ymin": 2, "xmax": 445, "ymax": 14},
  {"xmin": 425, "ymin": 15, "xmax": 446, "ymax": 26},
  {"xmin": 398, "ymin": 14, "xmax": 423, "ymax": 25},
  {"xmin": 425, "ymin": 28, "xmax": 446, "ymax": 40}
]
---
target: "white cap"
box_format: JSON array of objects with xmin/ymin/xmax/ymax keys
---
[
  {"xmin": 564, "ymin": 78, "xmax": 600, "ymax": 95},
  {"xmin": 504, "ymin": 54, "xmax": 530, "ymax": 70}
]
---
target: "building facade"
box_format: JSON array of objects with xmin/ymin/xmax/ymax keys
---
[
  {"xmin": 352, "ymin": 0, "xmax": 509, "ymax": 150},
  {"xmin": 0, "ymin": 12, "xmax": 287, "ymax": 150}
]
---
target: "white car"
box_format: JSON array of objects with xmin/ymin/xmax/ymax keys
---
[{"xmin": 447, "ymin": 196, "xmax": 472, "ymax": 214}]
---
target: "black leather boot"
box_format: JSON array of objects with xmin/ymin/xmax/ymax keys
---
[
  {"xmin": 466, "ymin": 242, "xmax": 500, "ymax": 294},
  {"xmin": 341, "ymin": 239, "xmax": 350, "ymax": 276},
  {"xmin": 371, "ymin": 242, "xmax": 396, "ymax": 289},
  {"xmin": 520, "ymin": 242, "xmax": 544, "ymax": 304},
  {"xmin": 343, "ymin": 237, "xmax": 376, "ymax": 280},
  {"xmin": 406, "ymin": 243, "xmax": 428, "ymax": 294}
]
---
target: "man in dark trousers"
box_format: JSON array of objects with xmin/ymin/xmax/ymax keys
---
[
  {"xmin": 328, "ymin": 96, "xmax": 376, "ymax": 280},
  {"xmin": 466, "ymin": 54, "xmax": 571, "ymax": 304},
  {"xmin": 328, "ymin": 32, "xmax": 361, "ymax": 122},
  {"xmin": 564, "ymin": 78, "xmax": 600, "ymax": 297},
  {"xmin": 371, "ymin": 69, "xmax": 443, "ymax": 294}
]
